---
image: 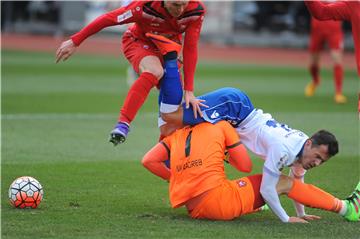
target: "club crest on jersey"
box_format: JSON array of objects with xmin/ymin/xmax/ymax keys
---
[
  {"xmin": 210, "ymin": 110, "xmax": 219, "ymax": 119},
  {"xmin": 117, "ymin": 10, "xmax": 133, "ymax": 23},
  {"xmin": 237, "ymin": 180, "xmax": 247, "ymax": 187}
]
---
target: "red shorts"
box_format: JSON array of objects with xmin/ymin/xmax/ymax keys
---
[
  {"xmin": 189, "ymin": 174, "xmax": 265, "ymax": 220},
  {"xmin": 309, "ymin": 30, "xmax": 343, "ymax": 53},
  {"xmin": 122, "ymin": 31, "xmax": 163, "ymax": 74}
]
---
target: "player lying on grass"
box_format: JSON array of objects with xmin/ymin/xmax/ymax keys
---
[
  {"xmin": 55, "ymin": 1, "xmax": 206, "ymax": 145},
  {"xmin": 142, "ymin": 121, "xmax": 360, "ymax": 222},
  {"xmin": 149, "ymin": 33, "xmax": 357, "ymax": 222}
]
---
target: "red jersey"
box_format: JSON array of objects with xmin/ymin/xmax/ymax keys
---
[
  {"xmin": 71, "ymin": 1, "xmax": 206, "ymax": 91},
  {"xmin": 305, "ymin": 0, "xmax": 360, "ymax": 76}
]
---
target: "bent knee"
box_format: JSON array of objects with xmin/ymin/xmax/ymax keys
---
[{"xmin": 143, "ymin": 67, "xmax": 163, "ymax": 80}]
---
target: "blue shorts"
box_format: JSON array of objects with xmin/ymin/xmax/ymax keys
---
[{"xmin": 183, "ymin": 87, "xmax": 254, "ymax": 127}]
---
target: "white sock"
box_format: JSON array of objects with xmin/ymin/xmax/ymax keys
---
[{"xmin": 338, "ymin": 200, "xmax": 348, "ymax": 216}]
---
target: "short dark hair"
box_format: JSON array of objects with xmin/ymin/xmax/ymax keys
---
[{"xmin": 310, "ymin": 130, "xmax": 339, "ymax": 157}]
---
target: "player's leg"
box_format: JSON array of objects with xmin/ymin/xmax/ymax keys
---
[
  {"xmin": 110, "ymin": 34, "xmax": 164, "ymax": 145},
  {"xmin": 278, "ymin": 175, "xmax": 360, "ymax": 222},
  {"xmin": 329, "ymin": 33, "xmax": 346, "ymax": 104},
  {"xmin": 126, "ymin": 65, "xmax": 138, "ymax": 87},
  {"xmin": 305, "ymin": 33, "xmax": 322, "ymax": 97},
  {"xmin": 146, "ymin": 33, "xmax": 183, "ymax": 114}
]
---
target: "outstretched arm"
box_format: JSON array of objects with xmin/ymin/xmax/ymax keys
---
[
  {"xmin": 142, "ymin": 142, "xmax": 171, "ymax": 181},
  {"xmin": 261, "ymin": 169, "xmax": 291, "ymax": 222},
  {"xmin": 183, "ymin": 13, "xmax": 207, "ymax": 118},
  {"xmin": 56, "ymin": 2, "xmax": 139, "ymax": 63}
]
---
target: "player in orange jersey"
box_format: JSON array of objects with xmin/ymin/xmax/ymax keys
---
[
  {"xmin": 305, "ymin": 16, "xmax": 346, "ymax": 104},
  {"xmin": 142, "ymin": 121, "xmax": 360, "ymax": 222},
  {"xmin": 55, "ymin": 1, "xmax": 206, "ymax": 145}
]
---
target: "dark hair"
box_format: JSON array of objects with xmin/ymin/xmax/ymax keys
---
[{"xmin": 310, "ymin": 130, "xmax": 339, "ymax": 157}]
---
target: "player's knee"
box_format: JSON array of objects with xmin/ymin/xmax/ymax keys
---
[
  {"xmin": 146, "ymin": 66, "xmax": 164, "ymax": 80},
  {"xmin": 276, "ymin": 175, "xmax": 294, "ymax": 195}
]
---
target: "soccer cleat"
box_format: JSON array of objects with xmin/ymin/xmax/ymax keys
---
[
  {"xmin": 304, "ymin": 82, "xmax": 318, "ymax": 97},
  {"xmin": 343, "ymin": 182, "xmax": 360, "ymax": 222},
  {"xmin": 109, "ymin": 122, "xmax": 130, "ymax": 146},
  {"xmin": 145, "ymin": 33, "xmax": 182, "ymax": 55},
  {"xmin": 334, "ymin": 94, "xmax": 347, "ymax": 104}
]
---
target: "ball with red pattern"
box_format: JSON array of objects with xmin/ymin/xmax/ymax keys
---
[{"xmin": 8, "ymin": 176, "xmax": 44, "ymax": 209}]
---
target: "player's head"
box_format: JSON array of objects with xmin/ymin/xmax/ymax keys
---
[
  {"xmin": 164, "ymin": 0, "xmax": 189, "ymax": 17},
  {"xmin": 299, "ymin": 130, "xmax": 339, "ymax": 170}
]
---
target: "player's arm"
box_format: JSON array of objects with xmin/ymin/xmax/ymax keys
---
[
  {"xmin": 220, "ymin": 121, "xmax": 252, "ymax": 173},
  {"xmin": 305, "ymin": 1, "xmax": 351, "ymax": 21},
  {"xmin": 183, "ymin": 11, "xmax": 206, "ymax": 118},
  {"xmin": 142, "ymin": 142, "xmax": 171, "ymax": 181},
  {"xmin": 56, "ymin": 2, "xmax": 139, "ymax": 63},
  {"xmin": 261, "ymin": 148, "xmax": 307, "ymax": 223}
]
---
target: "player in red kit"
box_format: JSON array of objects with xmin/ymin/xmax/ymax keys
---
[
  {"xmin": 55, "ymin": 1, "xmax": 206, "ymax": 145},
  {"xmin": 305, "ymin": 0, "xmax": 360, "ymax": 76},
  {"xmin": 305, "ymin": 16, "xmax": 346, "ymax": 104}
]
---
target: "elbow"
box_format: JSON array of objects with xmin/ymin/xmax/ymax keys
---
[
  {"xmin": 243, "ymin": 163, "xmax": 252, "ymax": 173},
  {"xmin": 239, "ymin": 164, "xmax": 252, "ymax": 173},
  {"xmin": 141, "ymin": 156, "xmax": 150, "ymax": 170}
]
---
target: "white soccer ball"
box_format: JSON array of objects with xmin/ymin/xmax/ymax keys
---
[{"xmin": 8, "ymin": 176, "xmax": 44, "ymax": 208}]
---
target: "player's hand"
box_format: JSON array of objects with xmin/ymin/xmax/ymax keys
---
[
  {"xmin": 184, "ymin": 90, "xmax": 208, "ymax": 119},
  {"xmin": 301, "ymin": 214, "xmax": 321, "ymax": 221},
  {"xmin": 55, "ymin": 39, "xmax": 77, "ymax": 63},
  {"xmin": 288, "ymin": 217, "xmax": 309, "ymax": 223}
]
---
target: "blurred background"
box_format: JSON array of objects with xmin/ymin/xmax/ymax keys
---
[{"xmin": 1, "ymin": 1, "xmax": 355, "ymax": 49}]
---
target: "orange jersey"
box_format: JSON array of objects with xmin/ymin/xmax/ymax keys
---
[{"xmin": 162, "ymin": 121, "xmax": 240, "ymax": 208}]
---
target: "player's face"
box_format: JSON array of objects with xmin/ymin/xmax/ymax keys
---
[
  {"xmin": 164, "ymin": 1, "xmax": 189, "ymax": 17},
  {"xmin": 300, "ymin": 140, "xmax": 329, "ymax": 170}
]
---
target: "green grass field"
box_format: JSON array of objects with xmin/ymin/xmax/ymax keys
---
[{"xmin": 2, "ymin": 50, "xmax": 359, "ymax": 239}]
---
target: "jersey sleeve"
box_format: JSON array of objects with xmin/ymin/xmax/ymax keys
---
[
  {"xmin": 71, "ymin": 1, "xmax": 141, "ymax": 46},
  {"xmin": 218, "ymin": 121, "xmax": 240, "ymax": 147},
  {"xmin": 182, "ymin": 12, "xmax": 205, "ymax": 91},
  {"xmin": 142, "ymin": 142, "xmax": 171, "ymax": 181},
  {"xmin": 260, "ymin": 170, "xmax": 290, "ymax": 222},
  {"xmin": 305, "ymin": 1, "xmax": 351, "ymax": 21},
  {"xmin": 218, "ymin": 121, "xmax": 253, "ymax": 172}
]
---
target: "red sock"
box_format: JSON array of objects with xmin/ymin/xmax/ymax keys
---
[
  {"xmin": 309, "ymin": 64, "xmax": 320, "ymax": 85},
  {"xmin": 118, "ymin": 72, "xmax": 158, "ymax": 124},
  {"xmin": 334, "ymin": 64, "xmax": 343, "ymax": 94},
  {"xmin": 288, "ymin": 179, "xmax": 343, "ymax": 213}
]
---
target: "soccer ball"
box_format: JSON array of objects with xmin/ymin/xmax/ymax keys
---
[{"xmin": 8, "ymin": 176, "xmax": 44, "ymax": 208}]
